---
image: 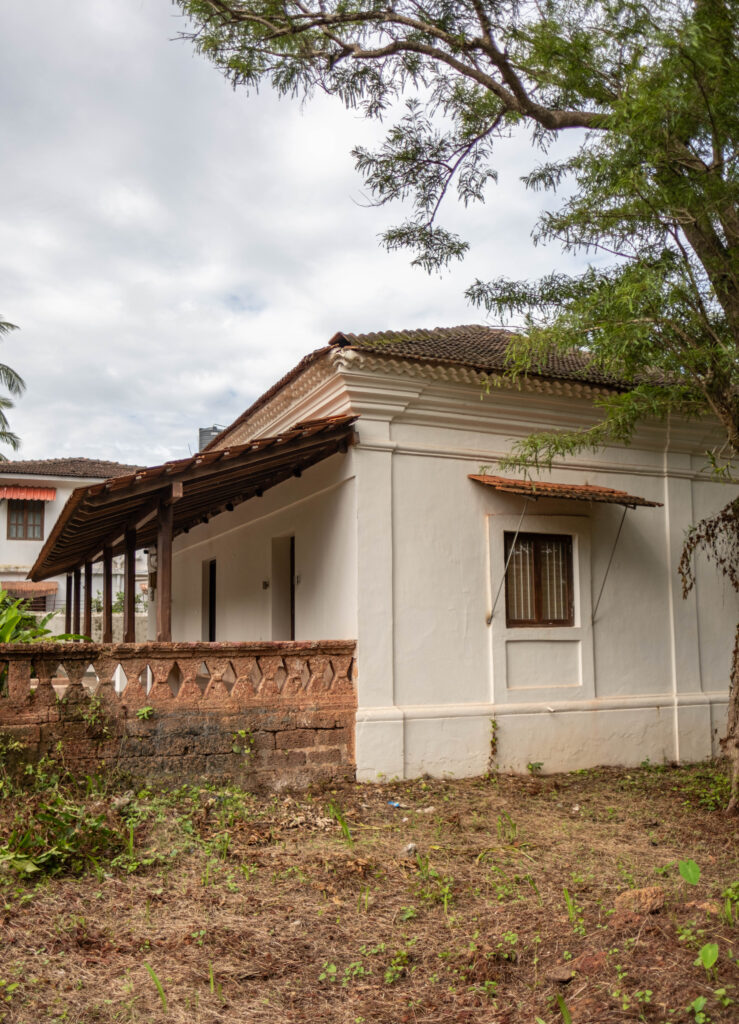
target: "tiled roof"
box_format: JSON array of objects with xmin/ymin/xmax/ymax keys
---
[
  {"xmin": 469, "ymin": 474, "xmax": 662, "ymax": 508},
  {"xmin": 203, "ymin": 323, "xmax": 626, "ymax": 451},
  {"xmin": 0, "ymin": 457, "xmax": 143, "ymax": 480},
  {"xmin": 332, "ymin": 324, "xmax": 622, "ymax": 387}
]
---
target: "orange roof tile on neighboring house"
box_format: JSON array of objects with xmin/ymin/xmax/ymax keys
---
[{"xmin": 0, "ymin": 457, "xmax": 143, "ymax": 479}]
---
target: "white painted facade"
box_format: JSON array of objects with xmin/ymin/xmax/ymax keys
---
[{"xmin": 168, "ymin": 346, "xmax": 738, "ymax": 779}]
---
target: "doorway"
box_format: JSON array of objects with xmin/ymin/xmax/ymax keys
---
[{"xmin": 271, "ymin": 535, "xmax": 295, "ymax": 640}]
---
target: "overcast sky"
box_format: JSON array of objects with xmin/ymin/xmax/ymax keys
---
[{"xmin": 1, "ymin": 0, "xmax": 585, "ymax": 465}]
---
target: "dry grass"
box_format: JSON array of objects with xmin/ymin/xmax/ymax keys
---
[{"xmin": 0, "ymin": 761, "xmax": 737, "ymax": 1023}]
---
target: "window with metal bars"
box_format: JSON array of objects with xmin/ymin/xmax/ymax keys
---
[
  {"xmin": 7, "ymin": 500, "xmax": 44, "ymax": 540},
  {"xmin": 504, "ymin": 532, "xmax": 574, "ymax": 627}
]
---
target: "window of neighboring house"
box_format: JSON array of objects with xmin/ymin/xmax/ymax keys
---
[
  {"xmin": 504, "ymin": 531, "xmax": 574, "ymax": 627},
  {"xmin": 7, "ymin": 500, "xmax": 44, "ymax": 540}
]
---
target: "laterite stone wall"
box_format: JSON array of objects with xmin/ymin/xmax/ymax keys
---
[{"xmin": 0, "ymin": 641, "xmax": 357, "ymax": 789}]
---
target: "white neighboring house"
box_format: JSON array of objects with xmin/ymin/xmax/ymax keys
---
[
  {"xmin": 167, "ymin": 325, "xmax": 738, "ymax": 779},
  {"xmin": 0, "ymin": 457, "xmax": 145, "ymax": 613}
]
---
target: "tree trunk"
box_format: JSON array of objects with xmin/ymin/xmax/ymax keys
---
[{"xmin": 722, "ymin": 622, "xmax": 739, "ymax": 814}]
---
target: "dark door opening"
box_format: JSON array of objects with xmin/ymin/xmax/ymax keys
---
[{"xmin": 202, "ymin": 558, "xmax": 216, "ymax": 641}]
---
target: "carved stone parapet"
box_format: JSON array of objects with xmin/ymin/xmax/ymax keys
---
[{"xmin": 0, "ymin": 640, "xmax": 357, "ymax": 789}]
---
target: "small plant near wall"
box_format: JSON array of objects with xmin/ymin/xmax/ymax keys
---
[
  {"xmin": 231, "ymin": 729, "xmax": 254, "ymax": 758},
  {"xmin": 136, "ymin": 707, "xmax": 155, "ymax": 722},
  {"xmin": 80, "ymin": 694, "xmax": 111, "ymax": 738}
]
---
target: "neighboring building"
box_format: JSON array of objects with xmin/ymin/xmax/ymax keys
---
[
  {"xmin": 28, "ymin": 326, "xmax": 739, "ymax": 780},
  {"xmin": 0, "ymin": 457, "xmax": 144, "ymax": 611}
]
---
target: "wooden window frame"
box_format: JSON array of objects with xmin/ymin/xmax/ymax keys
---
[
  {"xmin": 504, "ymin": 531, "xmax": 574, "ymax": 627},
  {"xmin": 7, "ymin": 500, "xmax": 45, "ymax": 541}
]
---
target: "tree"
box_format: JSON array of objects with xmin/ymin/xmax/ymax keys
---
[
  {"xmin": 176, "ymin": 1, "xmax": 739, "ymax": 803},
  {"xmin": 0, "ymin": 318, "xmax": 24, "ymax": 457}
]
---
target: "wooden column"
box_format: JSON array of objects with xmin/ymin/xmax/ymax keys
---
[
  {"xmin": 123, "ymin": 526, "xmax": 137, "ymax": 643},
  {"xmin": 64, "ymin": 574, "xmax": 73, "ymax": 633},
  {"xmin": 83, "ymin": 561, "xmax": 93, "ymax": 638},
  {"xmin": 102, "ymin": 546, "xmax": 113, "ymax": 643},
  {"xmin": 156, "ymin": 500, "xmax": 173, "ymax": 642},
  {"xmin": 72, "ymin": 567, "xmax": 81, "ymax": 638}
]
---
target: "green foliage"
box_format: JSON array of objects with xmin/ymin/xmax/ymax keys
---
[
  {"xmin": 144, "ymin": 962, "xmax": 168, "ymax": 1011},
  {"xmin": 680, "ymin": 859, "xmax": 702, "ymax": 886},
  {"xmin": 90, "ymin": 590, "xmax": 147, "ymax": 614},
  {"xmin": 80, "ymin": 693, "xmax": 111, "ymax": 738},
  {"xmin": 231, "ymin": 728, "xmax": 254, "ymax": 756},
  {"xmin": 694, "ymin": 941, "xmax": 719, "ymax": 975},
  {"xmin": 688, "ymin": 994, "xmax": 710, "ymax": 1023},
  {"xmin": 0, "ymin": 785, "xmax": 123, "ymax": 877},
  {"xmin": 137, "ymin": 706, "xmax": 155, "ymax": 721},
  {"xmin": 563, "ymin": 886, "xmax": 586, "ymax": 937},
  {"xmin": 327, "ymin": 799, "xmax": 354, "ymax": 844},
  {"xmin": 0, "ymin": 589, "xmax": 81, "ymax": 645},
  {"xmin": 0, "ymin": 317, "xmax": 24, "ymax": 456},
  {"xmin": 556, "ymin": 992, "xmax": 574, "ymax": 1024}
]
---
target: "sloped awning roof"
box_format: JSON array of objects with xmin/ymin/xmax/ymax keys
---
[
  {"xmin": 0, "ymin": 486, "xmax": 57, "ymax": 501},
  {"xmin": 3, "ymin": 580, "xmax": 59, "ymax": 595},
  {"xmin": 469, "ymin": 474, "xmax": 662, "ymax": 508},
  {"xmin": 30, "ymin": 416, "xmax": 357, "ymax": 581}
]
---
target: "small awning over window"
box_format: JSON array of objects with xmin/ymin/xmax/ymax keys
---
[
  {"xmin": 2, "ymin": 580, "xmax": 59, "ymax": 596},
  {"xmin": 0, "ymin": 486, "xmax": 56, "ymax": 501},
  {"xmin": 469, "ymin": 474, "xmax": 662, "ymax": 508}
]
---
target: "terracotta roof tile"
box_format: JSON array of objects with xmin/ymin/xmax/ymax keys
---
[
  {"xmin": 332, "ymin": 324, "xmax": 623, "ymax": 387},
  {"xmin": 0, "ymin": 457, "xmax": 143, "ymax": 480},
  {"xmin": 469, "ymin": 474, "xmax": 662, "ymax": 508}
]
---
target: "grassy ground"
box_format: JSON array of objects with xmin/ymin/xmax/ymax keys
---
[{"xmin": 0, "ymin": 758, "xmax": 737, "ymax": 1024}]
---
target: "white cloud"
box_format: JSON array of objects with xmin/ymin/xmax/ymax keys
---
[{"xmin": 0, "ymin": 0, "xmax": 586, "ymax": 465}]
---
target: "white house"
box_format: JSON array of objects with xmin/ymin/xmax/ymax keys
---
[
  {"xmin": 0, "ymin": 457, "xmax": 144, "ymax": 612},
  {"xmin": 28, "ymin": 326, "xmax": 738, "ymax": 779}
]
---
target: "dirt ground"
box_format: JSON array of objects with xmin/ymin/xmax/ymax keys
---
[{"xmin": 0, "ymin": 760, "xmax": 737, "ymax": 1023}]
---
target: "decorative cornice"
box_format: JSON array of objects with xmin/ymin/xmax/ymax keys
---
[
  {"xmin": 215, "ymin": 347, "xmax": 726, "ymax": 464},
  {"xmin": 334, "ymin": 349, "xmax": 615, "ymax": 400},
  {"xmin": 221, "ymin": 354, "xmax": 340, "ymax": 445},
  {"xmin": 225, "ymin": 347, "xmax": 617, "ymax": 445}
]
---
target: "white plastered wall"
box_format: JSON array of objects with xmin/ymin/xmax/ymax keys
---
[
  {"xmin": 169, "ymin": 453, "xmax": 357, "ymax": 643},
  {"xmin": 350, "ymin": 361, "xmax": 737, "ymax": 780}
]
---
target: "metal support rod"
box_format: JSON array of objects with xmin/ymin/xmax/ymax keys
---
[
  {"xmin": 592, "ymin": 506, "xmax": 628, "ymax": 624},
  {"xmin": 487, "ymin": 499, "xmax": 530, "ymax": 625}
]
